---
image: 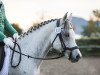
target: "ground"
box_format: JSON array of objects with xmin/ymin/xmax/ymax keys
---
[{"xmin": 41, "ymin": 57, "xmax": 100, "ymax": 75}]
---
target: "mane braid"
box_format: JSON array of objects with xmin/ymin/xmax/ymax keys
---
[{"xmin": 18, "ymin": 18, "xmax": 58, "ymax": 40}]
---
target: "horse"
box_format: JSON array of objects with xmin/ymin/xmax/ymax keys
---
[{"xmin": 6, "ymin": 13, "xmax": 82, "ymax": 75}]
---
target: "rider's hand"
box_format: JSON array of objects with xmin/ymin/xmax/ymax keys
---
[
  {"xmin": 13, "ymin": 33, "xmax": 19, "ymax": 40},
  {"xmin": 3, "ymin": 37, "xmax": 14, "ymax": 48}
]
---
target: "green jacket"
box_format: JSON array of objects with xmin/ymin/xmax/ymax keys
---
[{"xmin": 0, "ymin": 1, "xmax": 17, "ymax": 42}]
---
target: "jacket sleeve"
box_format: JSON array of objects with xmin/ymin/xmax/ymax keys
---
[
  {"xmin": 0, "ymin": 31, "xmax": 6, "ymax": 41},
  {"xmin": 4, "ymin": 16, "xmax": 17, "ymax": 36}
]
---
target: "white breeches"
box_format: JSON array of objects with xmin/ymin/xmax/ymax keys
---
[{"xmin": 0, "ymin": 46, "xmax": 10, "ymax": 75}]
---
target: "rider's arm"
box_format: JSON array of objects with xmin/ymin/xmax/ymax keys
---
[
  {"xmin": 0, "ymin": 31, "xmax": 6, "ymax": 42},
  {"xmin": 4, "ymin": 16, "xmax": 17, "ymax": 36}
]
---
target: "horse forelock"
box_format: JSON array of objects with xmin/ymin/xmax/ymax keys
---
[{"xmin": 18, "ymin": 18, "xmax": 58, "ymax": 39}]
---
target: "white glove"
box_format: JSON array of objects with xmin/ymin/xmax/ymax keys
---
[
  {"xmin": 3, "ymin": 37, "xmax": 14, "ymax": 48},
  {"xmin": 13, "ymin": 33, "xmax": 19, "ymax": 40}
]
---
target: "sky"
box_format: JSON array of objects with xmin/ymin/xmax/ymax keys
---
[{"xmin": 2, "ymin": 0, "xmax": 100, "ymax": 30}]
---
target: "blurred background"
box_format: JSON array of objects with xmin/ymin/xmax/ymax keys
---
[{"xmin": 2, "ymin": 0, "xmax": 100, "ymax": 75}]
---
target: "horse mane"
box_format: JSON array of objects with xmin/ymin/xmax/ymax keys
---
[{"xmin": 18, "ymin": 18, "xmax": 58, "ymax": 39}]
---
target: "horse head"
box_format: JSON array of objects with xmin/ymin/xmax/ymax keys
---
[{"xmin": 51, "ymin": 12, "xmax": 82, "ymax": 63}]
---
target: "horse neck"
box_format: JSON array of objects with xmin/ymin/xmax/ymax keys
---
[
  {"xmin": 9, "ymin": 21, "xmax": 58, "ymax": 75},
  {"xmin": 17, "ymin": 20, "xmax": 57, "ymax": 65}
]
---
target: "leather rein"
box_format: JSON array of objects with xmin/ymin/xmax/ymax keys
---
[{"xmin": 10, "ymin": 19, "xmax": 79, "ymax": 68}]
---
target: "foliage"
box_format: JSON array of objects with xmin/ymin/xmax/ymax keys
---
[
  {"xmin": 76, "ymin": 38, "xmax": 100, "ymax": 57},
  {"xmin": 93, "ymin": 10, "xmax": 100, "ymax": 20},
  {"xmin": 82, "ymin": 10, "xmax": 100, "ymax": 37},
  {"xmin": 76, "ymin": 38, "xmax": 100, "ymax": 46},
  {"xmin": 82, "ymin": 20, "xmax": 95, "ymax": 36}
]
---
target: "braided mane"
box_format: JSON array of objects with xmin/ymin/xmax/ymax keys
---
[{"xmin": 19, "ymin": 18, "xmax": 58, "ymax": 39}]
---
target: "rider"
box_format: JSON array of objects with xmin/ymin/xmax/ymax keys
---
[{"xmin": 0, "ymin": 1, "xmax": 19, "ymax": 75}]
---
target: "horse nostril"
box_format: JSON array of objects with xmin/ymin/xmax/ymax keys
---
[{"xmin": 76, "ymin": 54, "xmax": 80, "ymax": 59}]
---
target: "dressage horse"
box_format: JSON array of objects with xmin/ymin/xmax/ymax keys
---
[{"xmin": 7, "ymin": 13, "xmax": 82, "ymax": 75}]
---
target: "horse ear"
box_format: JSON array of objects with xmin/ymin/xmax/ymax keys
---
[
  {"xmin": 63, "ymin": 12, "xmax": 68, "ymax": 21},
  {"xmin": 68, "ymin": 13, "xmax": 72, "ymax": 22}
]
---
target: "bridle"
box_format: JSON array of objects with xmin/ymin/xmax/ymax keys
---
[
  {"xmin": 10, "ymin": 19, "xmax": 79, "ymax": 68},
  {"xmin": 51, "ymin": 19, "xmax": 79, "ymax": 55}
]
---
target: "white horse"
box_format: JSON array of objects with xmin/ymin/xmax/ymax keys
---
[{"xmin": 5, "ymin": 13, "xmax": 82, "ymax": 75}]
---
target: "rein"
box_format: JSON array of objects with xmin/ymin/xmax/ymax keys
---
[
  {"xmin": 10, "ymin": 19, "xmax": 78, "ymax": 68},
  {"xmin": 10, "ymin": 41, "xmax": 64, "ymax": 68}
]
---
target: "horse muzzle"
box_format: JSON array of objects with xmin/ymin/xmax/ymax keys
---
[{"xmin": 68, "ymin": 52, "xmax": 81, "ymax": 63}]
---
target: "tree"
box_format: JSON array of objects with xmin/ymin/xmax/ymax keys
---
[
  {"xmin": 82, "ymin": 19, "xmax": 95, "ymax": 36},
  {"xmin": 93, "ymin": 10, "xmax": 100, "ymax": 20},
  {"xmin": 82, "ymin": 10, "xmax": 100, "ymax": 37}
]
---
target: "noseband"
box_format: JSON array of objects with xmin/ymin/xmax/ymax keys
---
[{"xmin": 51, "ymin": 19, "xmax": 79, "ymax": 55}]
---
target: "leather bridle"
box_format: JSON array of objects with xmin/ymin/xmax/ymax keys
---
[
  {"xmin": 10, "ymin": 19, "xmax": 79, "ymax": 68},
  {"xmin": 51, "ymin": 19, "xmax": 79, "ymax": 55}
]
